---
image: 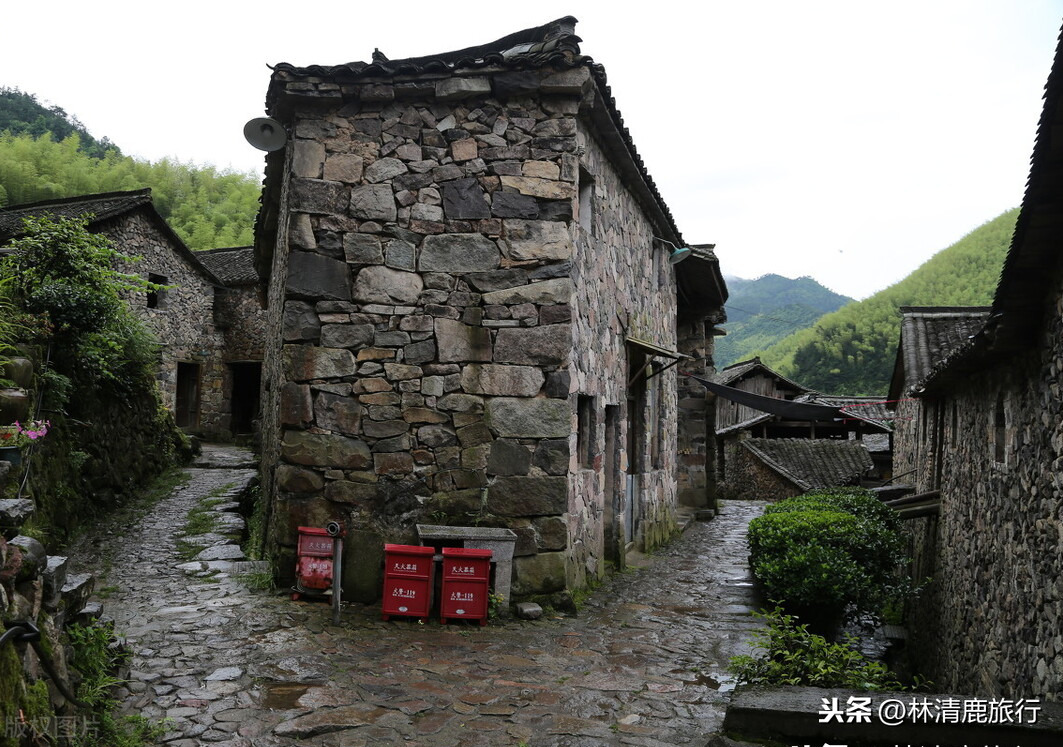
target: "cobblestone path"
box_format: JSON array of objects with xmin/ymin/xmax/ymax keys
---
[{"xmin": 74, "ymin": 446, "xmax": 766, "ymax": 746}]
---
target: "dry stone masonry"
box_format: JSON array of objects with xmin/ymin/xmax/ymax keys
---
[{"xmin": 255, "ymin": 18, "xmax": 725, "ymax": 599}]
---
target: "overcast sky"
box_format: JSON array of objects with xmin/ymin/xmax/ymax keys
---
[{"xmin": 3, "ymin": 1, "xmax": 1060, "ymax": 299}]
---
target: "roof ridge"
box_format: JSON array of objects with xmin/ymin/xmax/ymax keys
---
[{"xmin": 0, "ymin": 188, "xmax": 152, "ymax": 213}]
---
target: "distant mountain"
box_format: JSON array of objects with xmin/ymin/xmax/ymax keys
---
[
  {"xmin": 756, "ymin": 209, "xmax": 1019, "ymax": 395},
  {"xmin": 715, "ymin": 274, "xmax": 854, "ymax": 368}
]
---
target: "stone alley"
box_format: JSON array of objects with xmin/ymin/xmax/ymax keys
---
[{"xmin": 72, "ymin": 445, "xmax": 765, "ymax": 746}]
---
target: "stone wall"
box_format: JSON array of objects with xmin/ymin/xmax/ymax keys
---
[
  {"xmin": 261, "ymin": 66, "xmax": 590, "ymax": 598},
  {"xmin": 215, "ymin": 284, "xmax": 267, "ymax": 363},
  {"xmin": 676, "ymin": 318, "xmax": 715, "ymax": 510},
  {"xmin": 720, "ymin": 436, "xmax": 801, "ymax": 502},
  {"xmin": 899, "ymin": 270, "xmax": 1063, "ymax": 699},
  {"xmin": 105, "ymin": 212, "xmax": 228, "ymax": 435},
  {"xmin": 259, "ymin": 62, "xmax": 693, "ymax": 598},
  {"xmin": 567, "ymin": 121, "xmax": 682, "ymax": 588},
  {"xmin": 104, "ymin": 213, "xmax": 266, "ymax": 440}
]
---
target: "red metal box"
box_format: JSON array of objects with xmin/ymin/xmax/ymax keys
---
[
  {"xmin": 381, "ymin": 544, "xmax": 435, "ymax": 622},
  {"xmin": 440, "ymin": 547, "xmax": 492, "ymax": 625},
  {"xmin": 294, "ymin": 526, "xmax": 335, "ymax": 598}
]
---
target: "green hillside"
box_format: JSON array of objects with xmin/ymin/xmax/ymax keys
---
[
  {"xmin": 756, "ymin": 209, "xmax": 1019, "ymax": 395},
  {"xmin": 0, "ymin": 88, "xmax": 261, "ymax": 250},
  {"xmin": 716, "ymin": 274, "xmax": 853, "ymax": 368},
  {"xmin": 0, "ymin": 87, "xmax": 120, "ymax": 159}
]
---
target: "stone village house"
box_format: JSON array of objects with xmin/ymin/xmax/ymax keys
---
[
  {"xmin": 252, "ymin": 17, "xmax": 727, "ymax": 600},
  {"xmin": 712, "ymin": 357, "xmax": 891, "ymax": 501},
  {"xmin": 0, "ymin": 190, "xmax": 267, "ymax": 440},
  {"xmin": 888, "ymin": 31, "xmax": 1063, "ymax": 700}
]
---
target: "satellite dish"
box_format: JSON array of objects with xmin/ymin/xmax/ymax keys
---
[{"xmin": 243, "ymin": 117, "xmax": 287, "ymax": 152}]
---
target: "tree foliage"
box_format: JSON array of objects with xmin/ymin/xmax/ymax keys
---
[
  {"xmin": 754, "ymin": 210, "xmax": 1019, "ymax": 394},
  {"xmin": 0, "ymin": 215, "xmax": 159, "ymax": 392},
  {"xmin": 0, "ymin": 89, "xmax": 261, "ymax": 251},
  {"xmin": 0, "ymin": 87, "xmax": 120, "ymax": 159}
]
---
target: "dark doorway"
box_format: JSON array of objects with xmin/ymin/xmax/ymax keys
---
[
  {"xmin": 625, "ymin": 345, "xmax": 648, "ymax": 547},
  {"xmin": 230, "ymin": 362, "xmax": 262, "ymax": 435},
  {"xmin": 175, "ymin": 362, "xmax": 201, "ymax": 428},
  {"xmin": 604, "ymin": 405, "xmax": 621, "ymax": 564}
]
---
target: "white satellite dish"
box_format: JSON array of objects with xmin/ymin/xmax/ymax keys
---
[{"xmin": 243, "ymin": 117, "xmax": 287, "ymax": 152}]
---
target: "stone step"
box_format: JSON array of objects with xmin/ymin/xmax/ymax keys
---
[
  {"xmin": 61, "ymin": 573, "xmax": 95, "ymax": 617},
  {"xmin": 43, "ymin": 555, "xmax": 69, "ymax": 611},
  {"xmin": 193, "ymin": 544, "xmax": 246, "ymax": 562}
]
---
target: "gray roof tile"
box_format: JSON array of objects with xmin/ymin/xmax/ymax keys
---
[{"xmin": 742, "ymin": 437, "xmax": 873, "ymax": 492}]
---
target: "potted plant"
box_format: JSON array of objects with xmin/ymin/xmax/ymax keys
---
[{"xmin": 0, "ymin": 419, "xmax": 50, "ymax": 466}]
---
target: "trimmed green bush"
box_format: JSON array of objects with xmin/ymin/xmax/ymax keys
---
[
  {"xmin": 748, "ymin": 489, "xmax": 906, "ymax": 628},
  {"xmin": 764, "ymin": 487, "xmax": 901, "ymax": 530}
]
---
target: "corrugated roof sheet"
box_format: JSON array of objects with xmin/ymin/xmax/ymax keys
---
[
  {"xmin": 196, "ymin": 246, "xmax": 258, "ymax": 286},
  {"xmin": 742, "ymin": 437, "xmax": 873, "ymax": 492}
]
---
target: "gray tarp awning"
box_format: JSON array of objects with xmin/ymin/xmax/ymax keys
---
[{"xmin": 687, "ymin": 375, "xmax": 846, "ymax": 421}]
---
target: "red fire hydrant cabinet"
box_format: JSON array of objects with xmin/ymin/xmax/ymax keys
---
[
  {"xmin": 440, "ymin": 547, "xmax": 493, "ymax": 626},
  {"xmin": 381, "ymin": 544, "xmax": 435, "ymax": 623},
  {"xmin": 293, "ymin": 526, "xmax": 335, "ymax": 600}
]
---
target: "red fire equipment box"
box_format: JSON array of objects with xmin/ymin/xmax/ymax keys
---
[
  {"xmin": 440, "ymin": 547, "xmax": 493, "ymax": 625},
  {"xmin": 381, "ymin": 544, "xmax": 435, "ymax": 623},
  {"xmin": 293, "ymin": 526, "xmax": 335, "ymax": 600}
]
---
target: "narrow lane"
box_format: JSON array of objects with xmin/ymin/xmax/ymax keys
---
[{"xmin": 72, "ymin": 449, "xmax": 766, "ymax": 746}]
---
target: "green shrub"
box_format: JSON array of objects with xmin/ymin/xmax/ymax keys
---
[
  {"xmin": 765, "ymin": 487, "xmax": 900, "ymax": 531},
  {"xmin": 748, "ymin": 492, "xmax": 906, "ymax": 627},
  {"xmin": 730, "ymin": 607, "xmax": 906, "ymax": 690}
]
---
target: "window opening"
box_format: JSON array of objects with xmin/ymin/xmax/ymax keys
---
[
  {"xmin": 994, "ymin": 392, "xmax": 1007, "ymax": 464},
  {"xmin": 147, "ymin": 273, "xmax": 167, "ymax": 309},
  {"xmin": 578, "ymin": 167, "xmax": 595, "ymax": 235},
  {"xmin": 577, "ymin": 394, "xmax": 596, "ymax": 469}
]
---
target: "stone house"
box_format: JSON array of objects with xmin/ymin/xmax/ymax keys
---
[
  {"xmin": 712, "ymin": 357, "xmax": 891, "ymax": 498},
  {"xmin": 196, "ymin": 246, "xmax": 269, "ymax": 437},
  {"xmin": 726, "ymin": 437, "xmax": 873, "ymax": 502},
  {"xmin": 0, "ymin": 190, "xmax": 266, "ymax": 439},
  {"xmin": 253, "ymin": 17, "xmax": 727, "ymax": 600},
  {"xmin": 888, "ymin": 34, "xmax": 1063, "ymax": 700}
]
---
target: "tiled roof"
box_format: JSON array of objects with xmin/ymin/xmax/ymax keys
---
[
  {"xmin": 802, "ymin": 393, "xmax": 894, "ymax": 432},
  {"xmin": 713, "ymin": 357, "xmax": 808, "ymax": 392},
  {"xmin": 270, "ymin": 16, "xmax": 584, "ymax": 82},
  {"xmin": 716, "ymin": 393, "xmax": 894, "ymax": 437},
  {"xmin": 196, "ymin": 246, "xmax": 258, "ymax": 286},
  {"xmin": 0, "ymin": 189, "xmax": 154, "ymax": 243},
  {"xmin": 895, "ymin": 307, "xmax": 990, "ymax": 393},
  {"xmin": 990, "ymin": 26, "xmax": 1063, "ymax": 345},
  {"xmin": 0, "ymin": 189, "xmax": 222, "ymax": 286},
  {"xmin": 742, "ymin": 437, "xmax": 873, "ymax": 492}
]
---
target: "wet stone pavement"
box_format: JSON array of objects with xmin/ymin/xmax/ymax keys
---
[{"xmin": 73, "ymin": 445, "xmax": 767, "ymax": 746}]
